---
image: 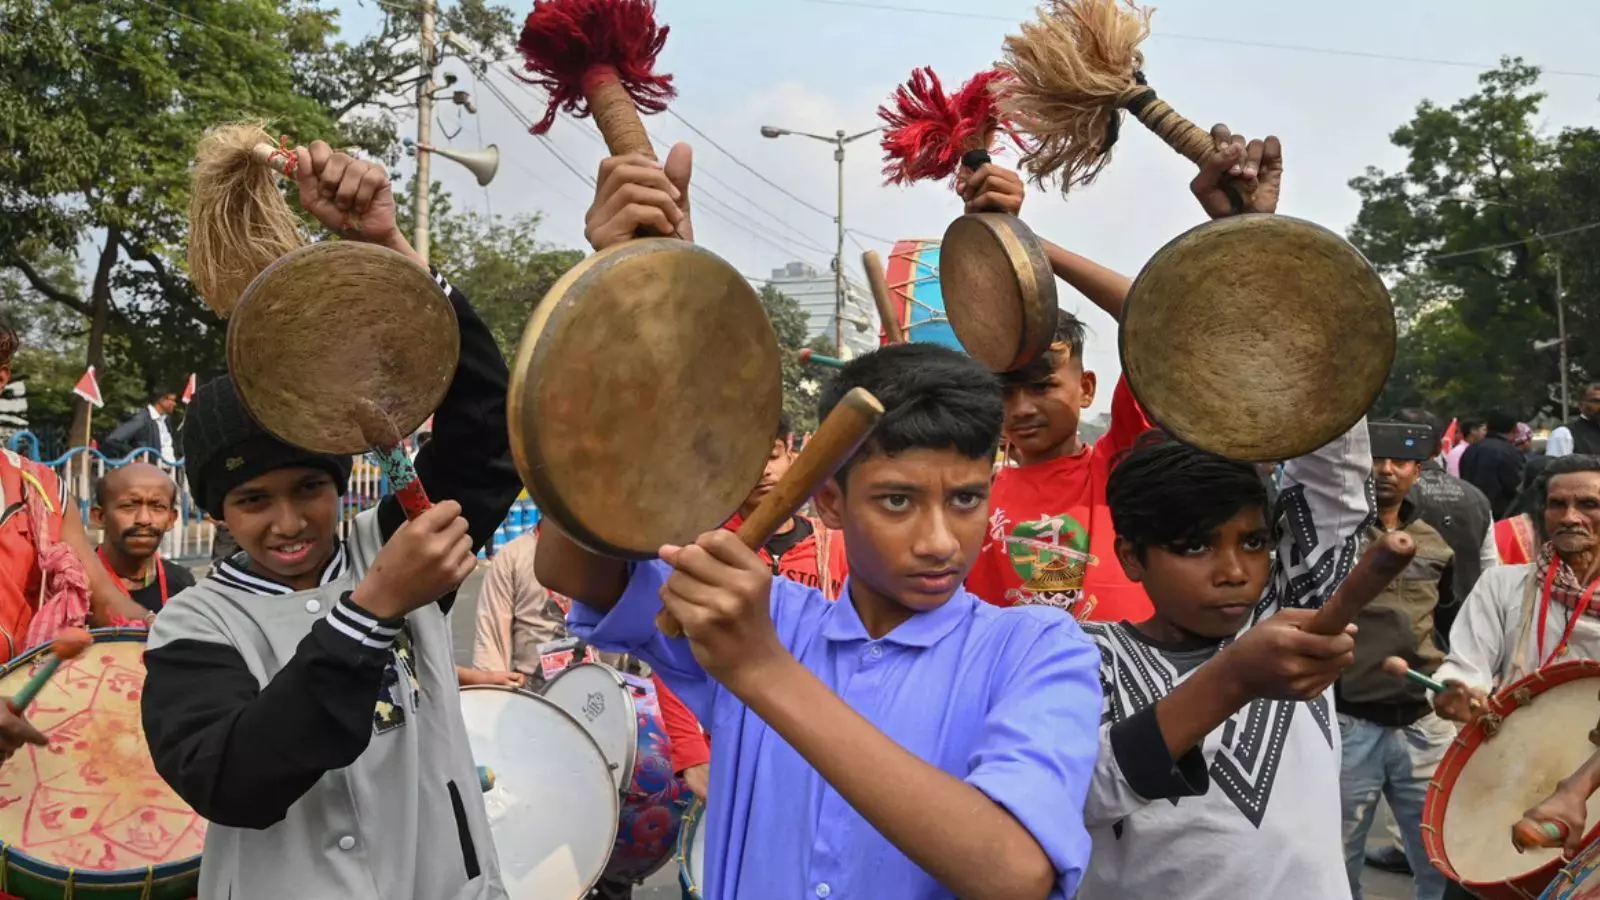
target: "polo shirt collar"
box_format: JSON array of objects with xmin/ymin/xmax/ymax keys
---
[{"xmin": 820, "ymin": 578, "xmax": 975, "ymax": 649}]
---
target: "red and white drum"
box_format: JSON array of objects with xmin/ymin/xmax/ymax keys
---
[
  {"xmin": 1424, "ymin": 661, "xmax": 1600, "ymax": 899},
  {"xmin": 459, "ymin": 685, "xmax": 617, "ymax": 900}
]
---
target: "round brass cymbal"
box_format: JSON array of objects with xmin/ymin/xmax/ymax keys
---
[
  {"xmin": 1119, "ymin": 214, "xmax": 1394, "ymax": 462},
  {"xmin": 509, "ymin": 237, "xmax": 782, "ymax": 559},
  {"xmin": 940, "ymin": 213, "xmax": 1058, "ymax": 372},
  {"xmin": 227, "ymin": 241, "xmax": 459, "ymax": 454}
]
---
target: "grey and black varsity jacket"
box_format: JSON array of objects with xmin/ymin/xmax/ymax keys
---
[{"xmin": 141, "ymin": 271, "xmax": 521, "ymax": 899}]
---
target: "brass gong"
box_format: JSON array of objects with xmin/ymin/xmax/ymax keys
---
[
  {"xmin": 1119, "ymin": 214, "xmax": 1394, "ymax": 462},
  {"xmin": 939, "ymin": 213, "xmax": 1058, "ymax": 372},
  {"xmin": 227, "ymin": 241, "xmax": 460, "ymax": 455},
  {"xmin": 509, "ymin": 237, "xmax": 782, "ymax": 559}
]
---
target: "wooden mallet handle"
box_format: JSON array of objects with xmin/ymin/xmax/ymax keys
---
[
  {"xmin": 1305, "ymin": 531, "xmax": 1415, "ymax": 636},
  {"xmin": 861, "ymin": 251, "xmax": 904, "ymax": 345},
  {"xmin": 656, "ymin": 387, "xmax": 885, "ymax": 637}
]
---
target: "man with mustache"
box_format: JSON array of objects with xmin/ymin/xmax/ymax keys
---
[
  {"xmin": 1335, "ymin": 423, "xmax": 1456, "ymax": 900},
  {"xmin": 1433, "ymin": 454, "xmax": 1600, "ymax": 721},
  {"xmin": 91, "ymin": 462, "xmax": 196, "ymax": 616}
]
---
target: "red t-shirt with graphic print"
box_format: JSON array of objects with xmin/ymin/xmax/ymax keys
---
[{"xmin": 965, "ymin": 376, "xmax": 1154, "ymax": 624}]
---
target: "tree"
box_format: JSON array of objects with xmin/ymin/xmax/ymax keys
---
[
  {"xmin": 1349, "ymin": 59, "xmax": 1600, "ymax": 421},
  {"xmin": 759, "ymin": 284, "xmax": 834, "ymax": 434},
  {"xmin": 0, "ymin": 0, "xmax": 518, "ymax": 446},
  {"xmin": 426, "ymin": 206, "xmax": 585, "ymax": 360}
]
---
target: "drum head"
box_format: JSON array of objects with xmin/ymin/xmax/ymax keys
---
[
  {"xmin": 460, "ymin": 686, "xmax": 617, "ymax": 899},
  {"xmin": 940, "ymin": 214, "xmax": 1057, "ymax": 372},
  {"xmin": 1119, "ymin": 214, "xmax": 1394, "ymax": 462},
  {"xmin": 0, "ymin": 629, "xmax": 204, "ymax": 889},
  {"xmin": 228, "ymin": 242, "xmax": 460, "ymax": 454},
  {"xmin": 509, "ymin": 238, "xmax": 781, "ymax": 559},
  {"xmin": 677, "ymin": 798, "xmax": 708, "ymax": 899},
  {"xmin": 1426, "ymin": 663, "xmax": 1600, "ymax": 893},
  {"xmin": 540, "ymin": 663, "xmax": 637, "ymax": 795}
]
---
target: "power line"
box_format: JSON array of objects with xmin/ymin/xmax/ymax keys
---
[
  {"xmin": 847, "ymin": 227, "xmax": 898, "ymax": 245},
  {"xmin": 476, "ymin": 74, "xmax": 596, "ymax": 188},
  {"xmin": 1428, "ymin": 221, "xmax": 1600, "ymax": 260},
  {"xmin": 663, "ymin": 108, "xmax": 837, "ymax": 219},
  {"xmin": 804, "ymin": 0, "xmax": 1600, "ymax": 80}
]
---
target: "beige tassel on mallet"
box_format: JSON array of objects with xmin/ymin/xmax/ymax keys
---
[
  {"xmin": 187, "ymin": 123, "xmax": 308, "ymax": 318},
  {"xmin": 998, "ymin": 0, "xmax": 1227, "ymax": 196}
]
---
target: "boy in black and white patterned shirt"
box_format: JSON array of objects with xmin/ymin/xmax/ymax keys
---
[{"xmin": 1077, "ymin": 421, "xmax": 1375, "ymax": 900}]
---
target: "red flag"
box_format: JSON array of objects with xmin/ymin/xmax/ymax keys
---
[
  {"xmin": 181, "ymin": 373, "xmax": 196, "ymax": 404},
  {"xmin": 72, "ymin": 366, "xmax": 103, "ymax": 408},
  {"xmin": 1439, "ymin": 418, "xmax": 1460, "ymax": 457}
]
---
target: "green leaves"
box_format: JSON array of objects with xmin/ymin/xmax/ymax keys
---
[{"xmin": 1351, "ymin": 58, "xmax": 1599, "ymax": 421}]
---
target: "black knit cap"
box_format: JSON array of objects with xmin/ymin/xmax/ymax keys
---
[{"xmin": 182, "ymin": 375, "xmax": 352, "ymax": 519}]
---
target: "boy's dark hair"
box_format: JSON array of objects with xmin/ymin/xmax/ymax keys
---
[
  {"xmin": 776, "ymin": 410, "xmax": 793, "ymax": 442},
  {"xmin": 818, "ymin": 343, "xmax": 1002, "ymax": 488},
  {"xmin": 0, "ymin": 309, "xmax": 18, "ymax": 370},
  {"xmin": 999, "ymin": 309, "xmax": 1087, "ymax": 388},
  {"xmin": 1485, "ymin": 411, "xmax": 1518, "ymax": 436},
  {"xmin": 1395, "ymin": 408, "xmax": 1441, "ymax": 457},
  {"xmin": 1458, "ymin": 416, "xmax": 1486, "ymax": 435},
  {"xmin": 150, "ymin": 386, "xmax": 178, "ymax": 403},
  {"xmin": 1106, "ymin": 431, "xmax": 1268, "ymax": 558}
]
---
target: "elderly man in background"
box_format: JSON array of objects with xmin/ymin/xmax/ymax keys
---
[{"xmin": 90, "ymin": 463, "xmax": 196, "ymax": 614}]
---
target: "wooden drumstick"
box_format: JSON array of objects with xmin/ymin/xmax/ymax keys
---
[
  {"xmin": 8, "ymin": 628, "xmax": 93, "ymax": 714},
  {"xmin": 656, "ymin": 387, "xmax": 886, "ymax": 638},
  {"xmin": 1380, "ymin": 656, "xmax": 1449, "ymax": 694},
  {"xmin": 861, "ymin": 251, "xmax": 905, "ymax": 345},
  {"xmin": 1304, "ymin": 532, "xmax": 1416, "ymax": 636}
]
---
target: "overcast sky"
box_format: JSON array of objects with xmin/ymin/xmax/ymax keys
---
[{"xmin": 335, "ymin": 0, "xmax": 1600, "ymax": 414}]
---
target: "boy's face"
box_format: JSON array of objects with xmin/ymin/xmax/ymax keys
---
[
  {"xmin": 740, "ymin": 438, "xmax": 794, "ymax": 518},
  {"xmin": 1115, "ymin": 505, "xmax": 1272, "ymax": 640},
  {"xmin": 814, "ymin": 447, "xmax": 992, "ymax": 612},
  {"xmin": 1002, "ymin": 352, "xmax": 1096, "ymax": 462},
  {"xmin": 222, "ymin": 466, "xmax": 341, "ymax": 587}
]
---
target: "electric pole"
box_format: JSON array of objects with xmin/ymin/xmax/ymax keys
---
[
  {"xmin": 1558, "ymin": 255, "xmax": 1571, "ymax": 420},
  {"xmin": 413, "ymin": 0, "xmax": 437, "ymax": 262}
]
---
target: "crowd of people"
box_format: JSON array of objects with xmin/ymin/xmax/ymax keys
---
[{"xmin": 0, "ymin": 83, "xmax": 1596, "ymax": 900}]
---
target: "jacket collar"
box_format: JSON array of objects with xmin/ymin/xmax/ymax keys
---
[{"xmin": 210, "ymin": 544, "xmax": 348, "ymax": 596}]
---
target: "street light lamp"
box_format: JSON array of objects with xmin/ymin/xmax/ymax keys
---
[{"xmin": 761, "ymin": 123, "xmax": 883, "ymax": 356}]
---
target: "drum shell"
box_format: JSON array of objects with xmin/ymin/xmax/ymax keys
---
[
  {"xmin": 1423, "ymin": 661, "xmax": 1600, "ymax": 899},
  {"xmin": 0, "ymin": 628, "xmax": 202, "ymax": 900},
  {"xmin": 1540, "ymin": 832, "xmax": 1600, "ymax": 898}
]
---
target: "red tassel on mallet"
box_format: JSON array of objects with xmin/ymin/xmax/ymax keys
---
[
  {"xmin": 516, "ymin": 0, "xmax": 676, "ymax": 159},
  {"xmin": 878, "ymin": 68, "xmax": 1024, "ymax": 186}
]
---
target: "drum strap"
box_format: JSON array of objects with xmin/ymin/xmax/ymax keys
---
[{"xmin": 1536, "ymin": 563, "xmax": 1600, "ymax": 667}]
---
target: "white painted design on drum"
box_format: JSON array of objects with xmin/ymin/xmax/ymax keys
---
[
  {"xmin": 459, "ymin": 686, "xmax": 617, "ymax": 899},
  {"xmin": 1443, "ymin": 676, "xmax": 1600, "ymax": 885},
  {"xmin": 542, "ymin": 663, "xmax": 639, "ymax": 795}
]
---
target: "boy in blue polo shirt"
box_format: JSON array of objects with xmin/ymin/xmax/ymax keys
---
[{"xmin": 538, "ymin": 342, "xmax": 1099, "ymax": 900}]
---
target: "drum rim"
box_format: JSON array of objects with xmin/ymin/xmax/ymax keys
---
[
  {"xmin": 939, "ymin": 213, "xmax": 1058, "ymax": 373},
  {"xmin": 0, "ymin": 627, "xmax": 203, "ymax": 887},
  {"xmin": 677, "ymin": 797, "xmax": 706, "ymax": 897},
  {"xmin": 538, "ymin": 663, "xmax": 639, "ymax": 793},
  {"xmin": 1420, "ymin": 660, "xmax": 1600, "ymax": 894},
  {"xmin": 459, "ymin": 684, "xmax": 621, "ymax": 897}
]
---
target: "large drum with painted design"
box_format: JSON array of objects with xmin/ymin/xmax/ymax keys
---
[
  {"xmin": 1423, "ymin": 661, "xmax": 1600, "ymax": 899},
  {"xmin": 883, "ymin": 239, "xmax": 965, "ymax": 352},
  {"xmin": 1542, "ymin": 833, "xmax": 1600, "ymax": 898},
  {"xmin": 541, "ymin": 664, "xmax": 688, "ymax": 883},
  {"xmin": 0, "ymin": 629, "xmax": 203, "ymax": 899}
]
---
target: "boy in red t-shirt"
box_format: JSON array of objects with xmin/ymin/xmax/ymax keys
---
[{"xmin": 963, "ymin": 126, "xmax": 1282, "ymax": 624}]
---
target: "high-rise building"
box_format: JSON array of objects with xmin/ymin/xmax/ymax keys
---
[{"xmin": 767, "ymin": 261, "xmax": 879, "ymax": 359}]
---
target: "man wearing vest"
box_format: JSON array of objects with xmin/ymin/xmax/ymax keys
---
[
  {"xmin": 1547, "ymin": 382, "xmax": 1600, "ymax": 457},
  {"xmin": 1337, "ymin": 421, "xmax": 1457, "ymax": 900},
  {"xmin": 0, "ymin": 313, "xmax": 154, "ymax": 660}
]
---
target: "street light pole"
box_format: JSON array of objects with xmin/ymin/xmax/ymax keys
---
[{"xmin": 760, "ymin": 123, "xmax": 882, "ymax": 358}]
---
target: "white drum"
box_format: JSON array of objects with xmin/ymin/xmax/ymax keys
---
[
  {"xmin": 541, "ymin": 662, "xmax": 637, "ymax": 793},
  {"xmin": 459, "ymin": 686, "xmax": 618, "ymax": 899},
  {"xmin": 679, "ymin": 799, "xmax": 709, "ymax": 899}
]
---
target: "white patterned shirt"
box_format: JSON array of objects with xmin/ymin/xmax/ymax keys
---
[{"xmin": 1077, "ymin": 423, "xmax": 1374, "ymax": 900}]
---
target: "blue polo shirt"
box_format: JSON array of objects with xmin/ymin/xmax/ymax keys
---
[{"xmin": 570, "ymin": 562, "xmax": 1100, "ymax": 899}]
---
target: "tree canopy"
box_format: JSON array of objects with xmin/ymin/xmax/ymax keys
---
[{"xmin": 1349, "ymin": 58, "xmax": 1600, "ymax": 422}]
